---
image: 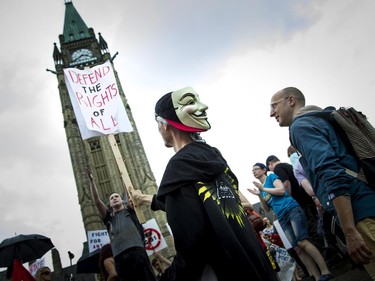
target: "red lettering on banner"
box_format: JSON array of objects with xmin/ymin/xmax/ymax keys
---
[
  {"xmin": 74, "ymin": 83, "xmax": 118, "ymax": 108},
  {"xmin": 66, "ymin": 66, "xmax": 111, "ymax": 86},
  {"xmin": 111, "ymin": 115, "xmax": 118, "ymax": 127},
  {"xmin": 90, "ymin": 116, "xmax": 118, "ymax": 130},
  {"xmin": 64, "ymin": 61, "xmax": 133, "ymax": 138},
  {"xmin": 75, "ymin": 91, "xmax": 90, "ymax": 107}
]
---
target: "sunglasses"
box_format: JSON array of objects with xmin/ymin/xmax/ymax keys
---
[{"xmin": 41, "ymin": 272, "xmax": 51, "ymax": 275}]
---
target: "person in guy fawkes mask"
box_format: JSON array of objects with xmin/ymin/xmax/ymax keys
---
[{"xmin": 130, "ymin": 87, "xmax": 279, "ymax": 281}]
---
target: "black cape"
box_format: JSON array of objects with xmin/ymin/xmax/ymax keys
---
[{"xmin": 152, "ymin": 142, "xmax": 278, "ymax": 281}]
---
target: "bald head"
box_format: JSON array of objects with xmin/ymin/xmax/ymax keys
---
[
  {"xmin": 280, "ymin": 87, "xmax": 306, "ymax": 106},
  {"xmin": 270, "ymin": 87, "xmax": 306, "ymax": 127}
]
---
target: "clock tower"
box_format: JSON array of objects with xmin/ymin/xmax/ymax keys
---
[{"xmin": 51, "ymin": 0, "xmax": 174, "ymax": 258}]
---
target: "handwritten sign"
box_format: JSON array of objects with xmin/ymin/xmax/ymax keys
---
[
  {"xmin": 64, "ymin": 61, "xmax": 132, "ymax": 139},
  {"xmin": 87, "ymin": 230, "xmax": 110, "ymax": 253},
  {"xmin": 29, "ymin": 258, "xmax": 45, "ymax": 277}
]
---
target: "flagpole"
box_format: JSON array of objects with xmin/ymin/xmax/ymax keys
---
[{"xmin": 107, "ymin": 133, "xmax": 146, "ymax": 224}]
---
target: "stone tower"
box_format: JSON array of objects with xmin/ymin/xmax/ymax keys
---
[{"xmin": 51, "ymin": 0, "xmax": 174, "ymax": 258}]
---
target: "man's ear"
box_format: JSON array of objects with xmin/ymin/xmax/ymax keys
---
[
  {"xmin": 289, "ymin": 95, "xmax": 297, "ymax": 106},
  {"xmin": 163, "ymin": 123, "xmax": 170, "ymax": 130}
]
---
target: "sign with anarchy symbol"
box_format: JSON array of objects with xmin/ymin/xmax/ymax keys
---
[
  {"xmin": 143, "ymin": 218, "xmax": 168, "ymax": 255},
  {"xmin": 144, "ymin": 228, "xmax": 161, "ymax": 250}
]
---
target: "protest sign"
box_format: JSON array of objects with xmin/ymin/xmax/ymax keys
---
[
  {"xmin": 143, "ymin": 218, "xmax": 167, "ymax": 256},
  {"xmin": 64, "ymin": 61, "xmax": 132, "ymax": 140},
  {"xmin": 87, "ymin": 230, "xmax": 110, "ymax": 253},
  {"xmin": 29, "ymin": 258, "xmax": 45, "ymax": 277},
  {"xmin": 264, "ymin": 239, "xmax": 296, "ymax": 281}
]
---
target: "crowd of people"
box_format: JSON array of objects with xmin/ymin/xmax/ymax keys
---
[
  {"xmin": 268, "ymin": 87, "xmax": 375, "ymax": 280},
  {"xmin": 248, "ymin": 162, "xmax": 333, "ymax": 281},
  {"xmin": 33, "ymin": 86, "xmax": 372, "ymax": 281}
]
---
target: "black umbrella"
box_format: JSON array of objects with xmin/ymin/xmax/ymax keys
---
[
  {"xmin": 0, "ymin": 234, "xmax": 55, "ymax": 267},
  {"xmin": 76, "ymin": 248, "xmax": 101, "ymax": 274}
]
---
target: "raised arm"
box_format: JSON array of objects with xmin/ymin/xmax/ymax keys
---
[
  {"xmin": 87, "ymin": 169, "xmax": 107, "ymax": 219},
  {"xmin": 247, "ymin": 184, "xmax": 270, "ymax": 213},
  {"xmin": 253, "ymin": 179, "xmax": 285, "ymax": 196}
]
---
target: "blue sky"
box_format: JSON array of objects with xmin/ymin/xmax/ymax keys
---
[{"xmin": 0, "ymin": 0, "xmax": 374, "ymax": 271}]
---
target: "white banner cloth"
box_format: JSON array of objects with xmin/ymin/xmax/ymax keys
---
[{"xmin": 64, "ymin": 61, "xmax": 132, "ymax": 139}]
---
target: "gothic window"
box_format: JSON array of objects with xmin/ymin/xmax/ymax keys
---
[{"xmin": 89, "ymin": 140, "xmax": 101, "ymax": 151}]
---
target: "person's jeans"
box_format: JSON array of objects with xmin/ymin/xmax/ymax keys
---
[{"xmin": 279, "ymin": 205, "xmax": 309, "ymax": 247}]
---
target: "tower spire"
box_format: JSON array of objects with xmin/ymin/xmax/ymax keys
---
[
  {"xmin": 62, "ymin": 0, "xmax": 92, "ymax": 43},
  {"xmin": 51, "ymin": 0, "xmax": 174, "ymax": 262}
]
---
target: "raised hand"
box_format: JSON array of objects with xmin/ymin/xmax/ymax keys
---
[{"xmin": 247, "ymin": 187, "xmax": 260, "ymax": 196}]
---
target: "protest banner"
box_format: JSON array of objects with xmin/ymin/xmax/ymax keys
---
[
  {"xmin": 63, "ymin": 60, "xmax": 132, "ymax": 140},
  {"xmin": 64, "ymin": 61, "xmax": 144, "ymax": 223}
]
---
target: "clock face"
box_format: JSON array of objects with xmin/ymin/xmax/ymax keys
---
[{"xmin": 71, "ymin": 48, "xmax": 93, "ymax": 63}]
